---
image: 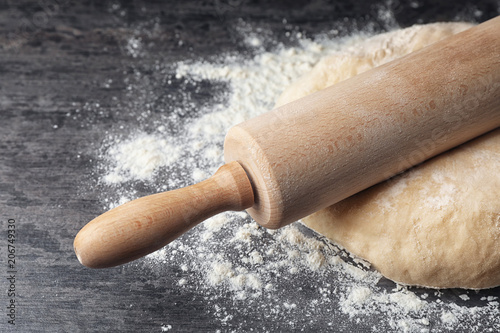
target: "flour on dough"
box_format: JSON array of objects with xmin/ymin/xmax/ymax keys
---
[{"xmin": 277, "ymin": 22, "xmax": 500, "ymax": 289}]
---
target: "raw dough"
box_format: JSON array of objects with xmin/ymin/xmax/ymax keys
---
[{"xmin": 277, "ymin": 23, "xmax": 500, "ymax": 289}]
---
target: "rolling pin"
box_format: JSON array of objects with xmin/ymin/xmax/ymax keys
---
[{"xmin": 74, "ymin": 16, "xmax": 500, "ymax": 268}]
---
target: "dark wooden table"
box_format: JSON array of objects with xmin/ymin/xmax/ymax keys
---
[{"xmin": 1, "ymin": 1, "xmax": 499, "ymax": 332}]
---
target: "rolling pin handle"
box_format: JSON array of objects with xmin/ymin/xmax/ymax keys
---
[{"xmin": 73, "ymin": 161, "xmax": 254, "ymax": 268}]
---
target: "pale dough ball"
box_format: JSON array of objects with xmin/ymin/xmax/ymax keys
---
[{"xmin": 277, "ymin": 22, "xmax": 500, "ymax": 289}]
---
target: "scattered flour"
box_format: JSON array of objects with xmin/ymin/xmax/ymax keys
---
[
  {"xmin": 160, "ymin": 324, "xmax": 172, "ymax": 332},
  {"xmin": 440, "ymin": 310, "xmax": 458, "ymax": 324},
  {"xmin": 93, "ymin": 14, "xmax": 500, "ymax": 333},
  {"xmin": 103, "ymin": 133, "xmax": 180, "ymax": 183}
]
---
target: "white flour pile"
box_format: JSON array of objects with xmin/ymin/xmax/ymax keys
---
[{"xmin": 94, "ymin": 18, "xmax": 500, "ymax": 333}]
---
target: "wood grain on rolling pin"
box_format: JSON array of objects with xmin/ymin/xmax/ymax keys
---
[
  {"xmin": 224, "ymin": 16, "xmax": 500, "ymax": 229},
  {"xmin": 74, "ymin": 162, "xmax": 253, "ymax": 268},
  {"xmin": 75, "ymin": 17, "xmax": 500, "ymax": 269}
]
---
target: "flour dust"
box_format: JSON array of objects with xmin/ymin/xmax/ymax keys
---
[{"xmin": 91, "ymin": 14, "xmax": 500, "ymax": 333}]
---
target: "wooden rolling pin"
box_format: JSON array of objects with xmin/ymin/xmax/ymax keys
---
[{"xmin": 74, "ymin": 17, "xmax": 500, "ymax": 268}]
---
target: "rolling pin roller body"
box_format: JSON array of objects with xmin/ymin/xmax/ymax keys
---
[
  {"xmin": 74, "ymin": 16, "xmax": 500, "ymax": 268},
  {"xmin": 226, "ymin": 16, "xmax": 500, "ymax": 229}
]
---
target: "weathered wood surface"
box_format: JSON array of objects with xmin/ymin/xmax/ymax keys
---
[{"xmin": 0, "ymin": 1, "xmax": 499, "ymax": 332}]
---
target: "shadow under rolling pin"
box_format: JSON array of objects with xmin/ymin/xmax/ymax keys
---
[{"xmin": 74, "ymin": 16, "xmax": 500, "ymax": 268}]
